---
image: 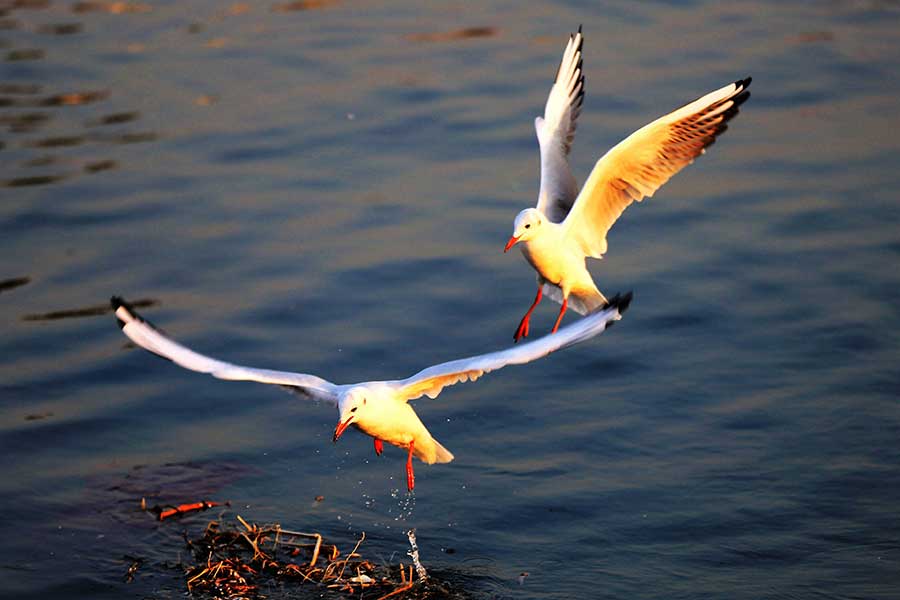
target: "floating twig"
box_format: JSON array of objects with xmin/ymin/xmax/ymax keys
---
[
  {"xmin": 156, "ymin": 500, "xmax": 223, "ymax": 521},
  {"xmin": 180, "ymin": 517, "xmax": 420, "ymax": 597},
  {"xmin": 122, "ymin": 555, "xmax": 143, "ymax": 583}
]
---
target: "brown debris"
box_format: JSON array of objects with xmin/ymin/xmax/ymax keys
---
[
  {"xmin": 84, "ymin": 159, "xmax": 117, "ymax": 173},
  {"xmin": 181, "ymin": 516, "xmax": 424, "ymax": 598},
  {"xmin": 36, "ymin": 23, "xmax": 83, "ymax": 35},
  {"xmin": 22, "ymin": 297, "xmax": 158, "ymax": 321},
  {"xmin": 123, "ymin": 555, "xmax": 143, "ymax": 583},
  {"xmin": 403, "ymin": 27, "xmax": 498, "ymax": 43},
  {"xmin": 227, "ymin": 3, "xmax": 250, "ymax": 15},
  {"xmin": 24, "ymin": 411, "xmax": 53, "ymax": 421},
  {"xmin": 271, "ymin": 0, "xmax": 338, "ymax": 12},
  {"xmin": 790, "ymin": 31, "xmax": 835, "ymax": 44},
  {"xmin": 4, "ymin": 174, "xmax": 66, "ymax": 187},
  {"xmin": 7, "ymin": 48, "xmax": 45, "ymax": 60},
  {"xmin": 155, "ymin": 500, "xmax": 225, "ymax": 521},
  {"xmin": 0, "ymin": 276, "xmax": 30, "ymax": 293},
  {"xmin": 28, "ymin": 135, "xmax": 84, "ymax": 147},
  {"xmin": 71, "ymin": 1, "xmax": 152, "ymax": 14},
  {"xmin": 40, "ymin": 90, "xmax": 109, "ymax": 106},
  {"xmin": 87, "ymin": 111, "xmax": 140, "ymax": 126}
]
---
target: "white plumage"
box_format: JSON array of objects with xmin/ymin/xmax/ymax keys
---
[
  {"xmin": 506, "ymin": 26, "xmax": 750, "ymax": 341},
  {"xmin": 112, "ymin": 292, "xmax": 631, "ymax": 491}
]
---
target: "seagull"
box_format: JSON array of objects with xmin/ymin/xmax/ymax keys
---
[
  {"xmin": 111, "ymin": 293, "xmax": 632, "ymax": 491},
  {"xmin": 504, "ymin": 26, "xmax": 750, "ymax": 342}
]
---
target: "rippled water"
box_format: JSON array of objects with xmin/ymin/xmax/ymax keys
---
[{"xmin": 2, "ymin": 1, "xmax": 899, "ymax": 598}]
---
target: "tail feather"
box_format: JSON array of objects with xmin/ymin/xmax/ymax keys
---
[
  {"xmin": 431, "ymin": 439, "xmax": 455, "ymax": 464},
  {"xmin": 540, "ymin": 282, "xmax": 607, "ymax": 315}
]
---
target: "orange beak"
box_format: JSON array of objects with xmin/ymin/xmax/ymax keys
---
[
  {"xmin": 504, "ymin": 235, "xmax": 520, "ymax": 253},
  {"xmin": 333, "ymin": 417, "xmax": 353, "ymax": 442}
]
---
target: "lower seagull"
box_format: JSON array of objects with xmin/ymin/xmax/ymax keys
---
[{"xmin": 112, "ymin": 293, "xmax": 631, "ymax": 491}]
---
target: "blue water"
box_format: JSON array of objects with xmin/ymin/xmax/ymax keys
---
[{"xmin": 2, "ymin": 1, "xmax": 899, "ymax": 598}]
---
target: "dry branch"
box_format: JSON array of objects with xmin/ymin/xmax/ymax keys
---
[{"xmin": 180, "ymin": 516, "xmax": 423, "ymax": 598}]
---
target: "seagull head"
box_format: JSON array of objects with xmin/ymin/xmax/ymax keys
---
[
  {"xmin": 333, "ymin": 387, "xmax": 369, "ymax": 442},
  {"xmin": 505, "ymin": 208, "xmax": 543, "ymax": 252}
]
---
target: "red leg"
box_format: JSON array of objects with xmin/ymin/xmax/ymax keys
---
[
  {"xmin": 514, "ymin": 287, "xmax": 543, "ymax": 343},
  {"xmin": 551, "ymin": 297, "xmax": 568, "ymax": 333},
  {"xmin": 406, "ymin": 440, "xmax": 415, "ymax": 492},
  {"xmin": 373, "ymin": 438, "xmax": 383, "ymax": 456}
]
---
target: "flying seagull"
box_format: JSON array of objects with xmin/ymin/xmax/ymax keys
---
[
  {"xmin": 505, "ymin": 26, "xmax": 749, "ymax": 341},
  {"xmin": 112, "ymin": 293, "xmax": 631, "ymax": 491}
]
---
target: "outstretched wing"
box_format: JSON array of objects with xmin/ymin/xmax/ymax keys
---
[
  {"xmin": 112, "ymin": 297, "xmax": 340, "ymax": 404},
  {"xmin": 562, "ymin": 78, "xmax": 752, "ymax": 258},
  {"xmin": 535, "ymin": 26, "xmax": 584, "ymax": 223},
  {"xmin": 391, "ymin": 292, "xmax": 632, "ymax": 402}
]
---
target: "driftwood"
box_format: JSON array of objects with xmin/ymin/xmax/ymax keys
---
[{"xmin": 180, "ymin": 515, "xmax": 425, "ymax": 599}]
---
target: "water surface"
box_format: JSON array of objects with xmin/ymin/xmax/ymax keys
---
[{"xmin": 2, "ymin": 1, "xmax": 899, "ymax": 598}]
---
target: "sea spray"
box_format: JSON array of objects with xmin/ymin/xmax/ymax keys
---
[
  {"xmin": 390, "ymin": 487, "xmax": 416, "ymax": 523},
  {"xmin": 406, "ymin": 528, "xmax": 428, "ymax": 581}
]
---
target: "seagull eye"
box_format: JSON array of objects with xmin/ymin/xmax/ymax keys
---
[
  {"xmin": 350, "ymin": 407, "xmax": 357, "ymax": 413},
  {"xmin": 525, "ymin": 224, "xmax": 531, "ymax": 229}
]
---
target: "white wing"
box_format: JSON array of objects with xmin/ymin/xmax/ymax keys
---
[
  {"xmin": 390, "ymin": 292, "xmax": 632, "ymax": 402},
  {"xmin": 562, "ymin": 77, "xmax": 751, "ymax": 258},
  {"xmin": 112, "ymin": 297, "xmax": 340, "ymax": 404},
  {"xmin": 535, "ymin": 26, "xmax": 584, "ymax": 223}
]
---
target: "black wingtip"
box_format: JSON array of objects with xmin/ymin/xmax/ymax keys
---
[
  {"xmin": 599, "ymin": 292, "xmax": 632, "ymax": 329},
  {"xmin": 577, "ymin": 24, "xmax": 583, "ymax": 35},
  {"xmin": 111, "ymin": 295, "xmax": 129, "ymax": 328},
  {"xmin": 110, "ymin": 295, "xmax": 149, "ymax": 329},
  {"xmin": 607, "ymin": 291, "xmax": 633, "ymax": 315},
  {"xmin": 732, "ymin": 89, "xmax": 751, "ymax": 108}
]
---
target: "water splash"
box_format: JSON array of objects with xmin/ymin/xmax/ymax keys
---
[
  {"xmin": 389, "ymin": 487, "xmax": 416, "ymax": 522},
  {"xmin": 406, "ymin": 528, "xmax": 428, "ymax": 581}
]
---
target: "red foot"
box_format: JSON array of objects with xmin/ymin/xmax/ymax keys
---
[
  {"xmin": 406, "ymin": 440, "xmax": 415, "ymax": 492},
  {"xmin": 514, "ymin": 314, "xmax": 530, "ymax": 342},
  {"xmin": 551, "ymin": 297, "xmax": 568, "ymax": 333},
  {"xmin": 514, "ymin": 287, "xmax": 543, "ymax": 343},
  {"xmin": 373, "ymin": 438, "xmax": 383, "ymax": 456}
]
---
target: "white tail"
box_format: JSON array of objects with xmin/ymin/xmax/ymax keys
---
[
  {"xmin": 432, "ymin": 439, "xmax": 455, "ymax": 464},
  {"xmin": 541, "ymin": 281, "xmax": 607, "ymax": 315}
]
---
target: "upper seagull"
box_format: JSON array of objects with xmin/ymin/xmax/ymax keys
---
[
  {"xmin": 504, "ymin": 26, "xmax": 750, "ymax": 341},
  {"xmin": 112, "ymin": 293, "xmax": 631, "ymax": 491}
]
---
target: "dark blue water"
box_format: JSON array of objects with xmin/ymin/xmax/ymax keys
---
[{"xmin": 2, "ymin": 1, "xmax": 899, "ymax": 598}]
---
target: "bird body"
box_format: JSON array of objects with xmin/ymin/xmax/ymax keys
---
[
  {"xmin": 112, "ymin": 293, "xmax": 631, "ymax": 491},
  {"xmin": 505, "ymin": 26, "xmax": 750, "ymax": 341},
  {"xmin": 514, "ymin": 212, "xmax": 606, "ymax": 316},
  {"xmin": 337, "ymin": 384, "xmax": 454, "ymax": 466}
]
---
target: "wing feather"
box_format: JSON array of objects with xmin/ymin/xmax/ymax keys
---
[
  {"xmin": 562, "ymin": 78, "xmax": 751, "ymax": 258},
  {"xmin": 391, "ymin": 292, "xmax": 632, "ymax": 402},
  {"xmin": 112, "ymin": 297, "xmax": 339, "ymax": 404},
  {"xmin": 535, "ymin": 26, "xmax": 585, "ymax": 223}
]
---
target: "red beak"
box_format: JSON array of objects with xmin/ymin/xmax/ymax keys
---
[
  {"xmin": 504, "ymin": 235, "xmax": 520, "ymax": 253},
  {"xmin": 333, "ymin": 418, "xmax": 353, "ymax": 442}
]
